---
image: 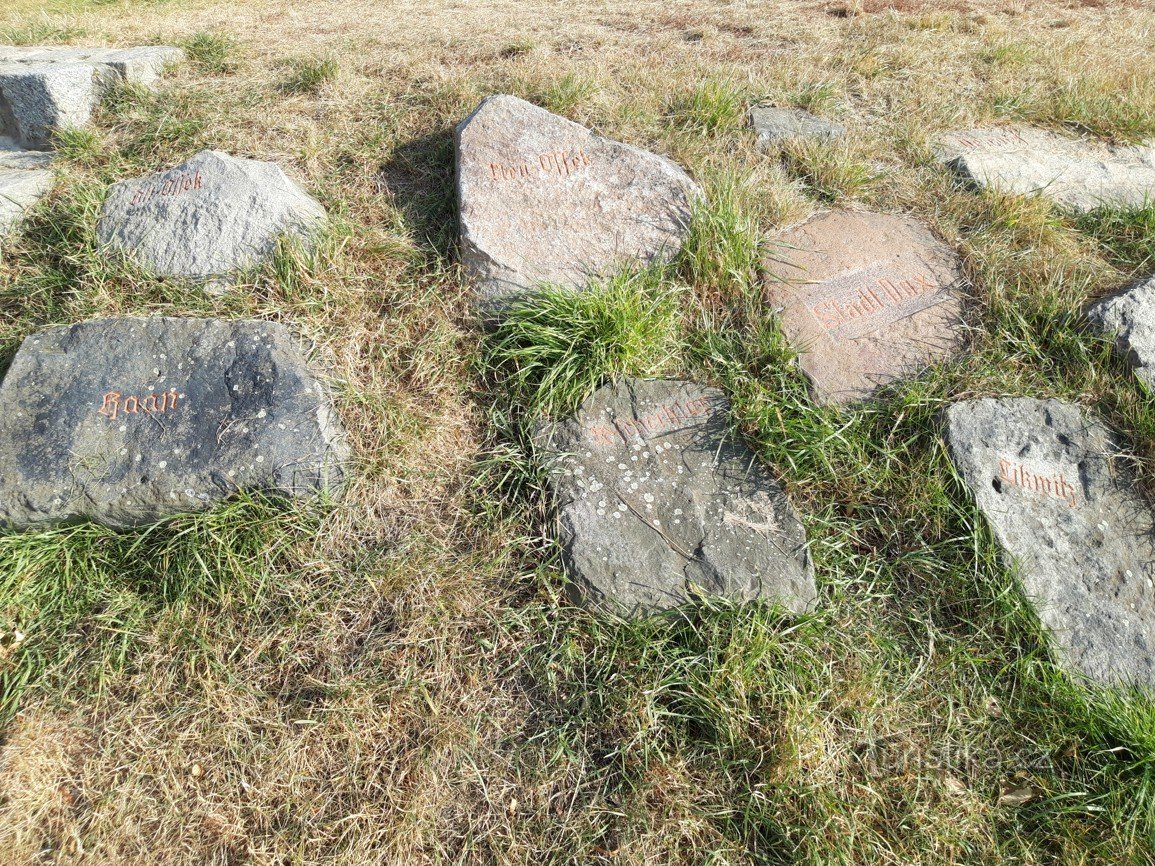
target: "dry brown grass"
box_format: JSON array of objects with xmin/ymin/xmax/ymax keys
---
[{"xmin": 0, "ymin": 0, "xmax": 1153, "ymax": 864}]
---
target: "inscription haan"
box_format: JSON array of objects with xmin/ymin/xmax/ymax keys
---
[{"xmin": 98, "ymin": 388, "xmax": 182, "ymax": 422}]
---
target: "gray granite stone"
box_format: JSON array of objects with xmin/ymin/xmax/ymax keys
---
[
  {"xmin": 0, "ymin": 317, "xmax": 348, "ymax": 530},
  {"xmin": 456, "ymin": 94, "xmax": 700, "ymax": 316},
  {"xmin": 946, "ymin": 397, "xmax": 1155, "ymax": 687},
  {"xmin": 0, "ymin": 167, "xmax": 52, "ymax": 235},
  {"xmin": 763, "ymin": 210, "xmax": 968, "ymax": 405},
  {"xmin": 538, "ymin": 378, "xmax": 816, "ymax": 616},
  {"xmin": 750, "ymin": 105, "xmax": 845, "ymax": 147},
  {"xmin": 1087, "ymin": 277, "xmax": 1155, "ymax": 390},
  {"xmin": 96, "ymin": 150, "xmax": 327, "ymax": 285},
  {"xmin": 937, "ymin": 125, "xmax": 1155, "ymax": 212}
]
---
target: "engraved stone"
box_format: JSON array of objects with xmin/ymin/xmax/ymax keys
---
[
  {"xmin": 537, "ymin": 378, "xmax": 816, "ymax": 616},
  {"xmin": 456, "ymin": 94, "xmax": 701, "ymax": 315},
  {"xmin": 97, "ymin": 150, "xmax": 327, "ymax": 285},
  {"xmin": 0, "ymin": 46, "xmax": 182, "ymax": 149},
  {"xmin": 936, "ymin": 125, "xmax": 1155, "ymax": 213},
  {"xmin": 1086, "ymin": 277, "xmax": 1155, "ymax": 390},
  {"xmin": 750, "ymin": 105, "xmax": 845, "ymax": 147},
  {"xmin": 946, "ymin": 397, "xmax": 1155, "ymax": 687},
  {"xmin": 0, "ymin": 167, "xmax": 52, "ymax": 235},
  {"xmin": 763, "ymin": 210, "xmax": 967, "ymax": 405},
  {"xmin": 0, "ymin": 317, "xmax": 347, "ymax": 530}
]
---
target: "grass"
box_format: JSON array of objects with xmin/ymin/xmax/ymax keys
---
[{"xmin": 0, "ymin": 0, "xmax": 1154, "ymax": 863}]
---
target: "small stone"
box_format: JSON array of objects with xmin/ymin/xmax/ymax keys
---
[
  {"xmin": 538, "ymin": 378, "xmax": 816, "ymax": 616},
  {"xmin": 1086, "ymin": 277, "xmax": 1155, "ymax": 390},
  {"xmin": 0, "ymin": 317, "xmax": 348, "ymax": 530},
  {"xmin": 750, "ymin": 105, "xmax": 845, "ymax": 147},
  {"xmin": 763, "ymin": 210, "xmax": 967, "ymax": 405},
  {"xmin": 936, "ymin": 125, "xmax": 1155, "ymax": 212},
  {"xmin": 945, "ymin": 397, "xmax": 1155, "ymax": 687},
  {"xmin": 96, "ymin": 150, "xmax": 327, "ymax": 285},
  {"xmin": 456, "ymin": 94, "xmax": 700, "ymax": 315},
  {"xmin": 0, "ymin": 136, "xmax": 54, "ymax": 169},
  {"xmin": 0, "ymin": 167, "xmax": 53, "ymax": 235}
]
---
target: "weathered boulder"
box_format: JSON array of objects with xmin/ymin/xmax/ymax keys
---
[
  {"xmin": 0, "ymin": 317, "xmax": 348, "ymax": 530},
  {"xmin": 96, "ymin": 150, "xmax": 327, "ymax": 285},
  {"xmin": 0, "ymin": 138, "xmax": 54, "ymax": 169},
  {"xmin": 538, "ymin": 378, "xmax": 816, "ymax": 616},
  {"xmin": 763, "ymin": 210, "xmax": 967, "ymax": 405},
  {"xmin": 1086, "ymin": 278, "xmax": 1155, "ymax": 390},
  {"xmin": 456, "ymin": 94, "xmax": 700, "ymax": 314},
  {"xmin": 0, "ymin": 167, "xmax": 52, "ymax": 235},
  {"xmin": 750, "ymin": 105, "xmax": 845, "ymax": 147},
  {"xmin": 0, "ymin": 45, "xmax": 183, "ymax": 148},
  {"xmin": 936, "ymin": 125, "xmax": 1155, "ymax": 212},
  {"xmin": 946, "ymin": 397, "xmax": 1155, "ymax": 687}
]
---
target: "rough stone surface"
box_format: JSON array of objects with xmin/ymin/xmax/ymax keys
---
[
  {"xmin": 937, "ymin": 126, "xmax": 1155, "ymax": 212},
  {"xmin": 0, "ymin": 136, "xmax": 54, "ymax": 169},
  {"xmin": 763, "ymin": 210, "xmax": 967, "ymax": 405},
  {"xmin": 456, "ymin": 94, "xmax": 700, "ymax": 314},
  {"xmin": 97, "ymin": 150, "xmax": 327, "ymax": 284},
  {"xmin": 946, "ymin": 398, "xmax": 1155, "ymax": 687},
  {"xmin": 750, "ymin": 106, "xmax": 845, "ymax": 147},
  {"xmin": 0, "ymin": 317, "xmax": 347, "ymax": 530},
  {"xmin": 0, "ymin": 167, "xmax": 52, "ymax": 235},
  {"xmin": 538, "ymin": 378, "xmax": 816, "ymax": 616},
  {"xmin": 0, "ymin": 45, "xmax": 182, "ymax": 148},
  {"xmin": 1086, "ymin": 278, "xmax": 1155, "ymax": 390}
]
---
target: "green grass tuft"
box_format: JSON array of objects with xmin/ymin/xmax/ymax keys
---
[
  {"xmin": 181, "ymin": 31, "xmax": 236, "ymax": 74},
  {"xmin": 668, "ymin": 79, "xmax": 746, "ymax": 136},
  {"xmin": 279, "ymin": 54, "xmax": 339, "ymax": 95}
]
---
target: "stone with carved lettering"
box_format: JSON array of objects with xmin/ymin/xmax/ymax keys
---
[
  {"xmin": 1086, "ymin": 277, "xmax": 1155, "ymax": 391},
  {"xmin": 750, "ymin": 105, "xmax": 845, "ymax": 147},
  {"xmin": 0, "ymin": 317, "xmax": 348, "ymax": 530},
  {"xmin": 0, "ymin": 46, "xmax": 182, "ymax": 148},
  {"xmin": 537, "ymin": 378, "xmax": 816, "ymax": 617},
  {"xmin": 456, "ymin": 94, "xmax": 701, "ymax": 315},
  {"xmin": 936, "ymin": 126, "xmax": 1155, "ymax": 212},
  {"xmin": 946, "ymin": 397, "xmax": 1155, "ymax": 687},
  {"xmin": 0, "ymin": 167, "xmax": 52, "ymax": 235},
  {"xmin": 97, "ymin": 150, "xmax": 327, "ymax": 285},
  {"xmin": 763, "ymin": 210, "xmax": 967, "ymax": 405}
]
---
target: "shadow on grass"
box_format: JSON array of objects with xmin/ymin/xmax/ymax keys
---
[{"xmin": 378, "ymin": 129, "xmax": 458, "ymax": 261}]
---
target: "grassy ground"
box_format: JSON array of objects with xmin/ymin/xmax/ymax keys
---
[{"xmin": 1, "ymin": 0, "xmax": 1154, "ymax": 863}]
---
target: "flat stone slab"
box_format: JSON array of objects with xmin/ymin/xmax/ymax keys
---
[
  {"xmin": 0, "ymin": 167, "xmax": 52, "ymax": 235},
  {"xmin": 456, "ymin": 94, "xmax": 700, "ymax": 314},
  {"xmin": 97, "ymin": 150, "xmax": 327, "ymax": 284},
  {"xmin": 538, "ymin": 378, "xmax": 816, "ymax": 616},
  {"xmin": 0, "ymin": 135, "xmax": 54, "ymax": 169},
  {"xmin": 763, "ymin": 210, "xmax": 967, "ymax": 405},
  {"xmin": 0, "ymin": 317, "xmax": 347, "ymax": 530},
  {"xmin": 0, "ymin": 45, "xmax": 182, "ymax": 148},
  {"xmin": 946, "ymin": 398, "xmax": 1155, "ymax": 687},
  {"xmin": 936, "ymin": 126, "xmax": 1155, "ymax": 212},
  {"xmin": 750, "ymin": 106, "xmax": 845, "ymax": 147},
  {"xmin": 1087, "ymin": 277, "xmax": 1155, "ymax": 390}
]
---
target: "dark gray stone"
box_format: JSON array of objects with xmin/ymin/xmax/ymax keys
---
[
  {"xmin": 946, "ymin": 397, "xmax": 1155, "ymax": 687},
  {"xmin": 456, "ymin": 94, "xmax": 700, "ymax": 315},
  {"xmin": 538, "ymin": 378, "xmax": 816, "ymax": 616},
  {"xmin": 750, "ymin": 105, "xmax": 845, "ymax": 147},
  {"xmin": 96, "ymin": 150, "xmax": 327, "ymax": 285},
  {"xmin": 0, "ymin": 317, "xmax": 348, "ymax": 530},
  {"xmin": 1086, "ymin": 277, "xmax": 1155, "ymax": 390}
]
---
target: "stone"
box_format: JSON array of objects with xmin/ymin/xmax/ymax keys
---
[
  {"xmin": 1086, "ymin": 277, "xmax": 1155, "ymax": 390},
  {"xmin": 750, "ymin": 105, "xmax": 845, "ymax": 147},
  {"xmin": 456, "ymin": 94, "xmax": 701, "ymax": 314},
  {"xmin": 946, "ymin": 398, "xmax": 1155, "ymax": 687},
  {"xmin": 537, "ymin": 378, "xmax": 816, "ymax": 616},
  {"xmin": 0, "ymin": 136, "xmax": 54, "ymax": 169},
  {"xmin": 763, "ymin": 210, "xmax": 967, "ymax": 405},
  {"xmin": 936, "ymin": 125, "xmax": 1155, "ymax": 213},
  {"xmin": 96, "ymin": 150, "xmax": 327, "ymax": 284},
  {"xmin": 0, "ymin": 317, "xmax": 348, "ymax": 530},
  {"xmin": 0, "ymin": 45, "xmax": 183, "ymax": 148},
  {"xmin": 0, "ymin": 167, "xmax": 52, "ymax": 235}
]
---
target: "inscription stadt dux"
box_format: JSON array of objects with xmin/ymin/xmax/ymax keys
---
[
  {"xmin": 806, "ymin": 263, "xmax": 946, "ymax": 342},
  {"xmin": 489, "ymin": 148, "xmax": 592, "ymax": 182}
]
